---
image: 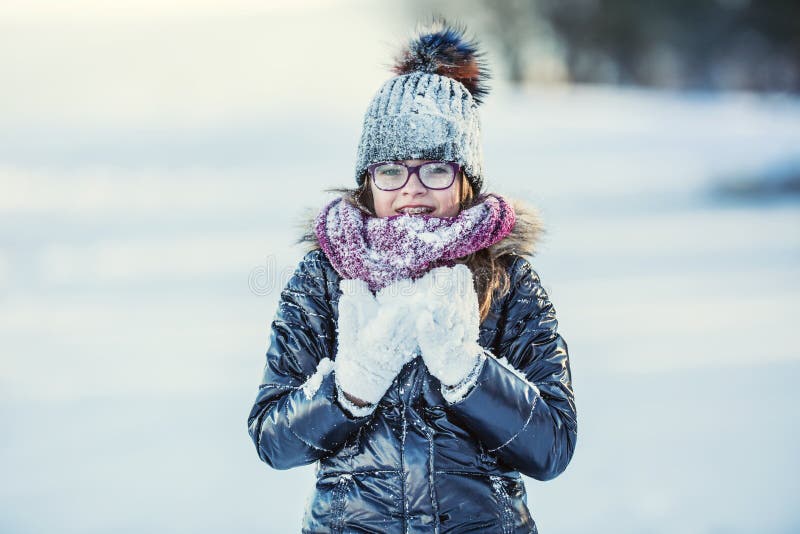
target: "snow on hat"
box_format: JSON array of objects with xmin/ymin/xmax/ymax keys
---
[{"xmin": 354, "ymin": 18, "xmax": 491, "ymax": 192}]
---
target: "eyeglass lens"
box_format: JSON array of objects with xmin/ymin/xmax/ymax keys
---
[{"xmin": 373, "ymin": 162, "xmax": 455, "ymax": 190}]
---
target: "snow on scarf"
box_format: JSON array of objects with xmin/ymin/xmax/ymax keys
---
[{"xmin": 314, "ymin": 193, "xmax": 516, "ymax": 292}]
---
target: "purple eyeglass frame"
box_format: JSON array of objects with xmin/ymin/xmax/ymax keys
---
[{"xmin": 366, "ymin": 161, "xmax": 461, "ymax": 191}]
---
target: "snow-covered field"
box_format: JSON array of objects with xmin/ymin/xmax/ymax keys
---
[
  {"xmin": 2, "ymin": 85, "xmax": 798, "ymax": 533},
  {"xmin": 2, "ymin": 4, "xmax": 800, "ymax": 532}
]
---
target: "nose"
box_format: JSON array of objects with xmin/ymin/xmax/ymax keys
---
[{"xmin": 400, "ymin": 171, "xmax": 427, "ymax": 195}]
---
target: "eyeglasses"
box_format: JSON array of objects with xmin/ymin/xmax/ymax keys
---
[{"xmin": 366, "ymin": 161, "xmax": 461, "ymax": 191}]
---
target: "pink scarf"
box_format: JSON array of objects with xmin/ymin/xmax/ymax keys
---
[{"xmin": 314, "ymin": 193, "xmax": 516, "ymax": 292}]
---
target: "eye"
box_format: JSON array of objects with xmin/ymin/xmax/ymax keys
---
[
  {"xmin": 375, "ymin": 163, "xmax": 405, "ymax": 176},
  {"xmin": 423, "ymin": 163, "xmax": 451, "ymax": 175}
]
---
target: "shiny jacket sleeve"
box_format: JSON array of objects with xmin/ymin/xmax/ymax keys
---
[
  {"xmin": 444, "ymin": 256, "xmax": 578, "ymax": 481},
  {"xmin": 247, "ymin": 250, "xmax": 372, "ymax": 470}
]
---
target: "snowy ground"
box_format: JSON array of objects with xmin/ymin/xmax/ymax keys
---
[
  {"xmin": 2, "ymin": 84, "xmax": 799, "ymax": 533},
  {"xmin": 2, "ymin": 4, "xmax": 800, "ymax": 529}
]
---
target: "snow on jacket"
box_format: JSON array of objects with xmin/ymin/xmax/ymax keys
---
[{"xmin": 247, "ymin": 202, "xmax": 577, "ymax": 533}]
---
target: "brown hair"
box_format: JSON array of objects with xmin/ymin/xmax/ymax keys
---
[{"xmin": 322, "ymin": 172, "xmax": 511, "ymax": 323}]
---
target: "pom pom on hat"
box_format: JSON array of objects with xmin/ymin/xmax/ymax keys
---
[
  {"xmin": 392, "ymin": 18, "xmax": 491, "ymax": 105},
  {"xmin": 353, "ymin": 17, "xmax": 490, "ymax": 189}
]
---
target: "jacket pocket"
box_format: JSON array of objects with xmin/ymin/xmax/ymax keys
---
[
  {"xmin": 490, "ymin": 475, "xmax": 538, "ymax": 534},
  {"xmin": 329, "ymin": 473, "xmax": 353, "ymax": 534},
  {"xmin": 303, "ymin": 472, "xmax": 358, "ymax": 534},
  {"xmin": 490, "ymin": 475, "xmax": 515, "ymax": 534}
]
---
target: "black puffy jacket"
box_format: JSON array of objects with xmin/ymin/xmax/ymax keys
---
[{"xmin": 247, "ymin": 248, "xmax": 577, "ymax": 533}]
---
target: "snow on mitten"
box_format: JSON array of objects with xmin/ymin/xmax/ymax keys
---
[
  {"xmin": 335, "ymin": 278, "xmax": 418, "ymax": 406},
  {"xmin": 336, "ymin": 279, "xmax": 378, "ymax": 363},
  {"xmin": 375, "ymin": 278, "xmax": 421, "ymax": 367},
  {"xmin": 415, "ymin": 265, "xmax": 485, "ymax": 387}
]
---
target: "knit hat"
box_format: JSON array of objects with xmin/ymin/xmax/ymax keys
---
[{"xmin": 354, "ymin": 19, "xmax": 491, "ymax": 192}]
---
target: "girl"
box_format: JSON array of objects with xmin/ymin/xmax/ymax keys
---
[{"xmin": 248, "ymin": 20, "xmax": 577, "ymax": 533}]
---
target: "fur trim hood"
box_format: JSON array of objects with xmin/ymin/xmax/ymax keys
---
[{"xmin": 296, "ymin": 195, "xmax": 545, "ymax": 262}]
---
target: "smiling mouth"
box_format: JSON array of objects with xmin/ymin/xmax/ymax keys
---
[{"xmin": 397, "ymin": 206, "xmax": 435, "ymax": 215}]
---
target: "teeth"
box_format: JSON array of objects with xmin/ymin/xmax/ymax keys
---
[{"xmin": 399, "ymin": 207, "xmax": 433, "ymax": 215}]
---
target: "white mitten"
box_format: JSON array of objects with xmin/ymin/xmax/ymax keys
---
[
  {"xmin": 335, "ymin": 278, "xmax": 419, "ymax": 406},
  {"xmin": 374, "ymin": 277, "xmax": 421, "ymax": 367},
  {"xmin": 415, "ymin": 264, "xmax": 485, "ymax": 387}
]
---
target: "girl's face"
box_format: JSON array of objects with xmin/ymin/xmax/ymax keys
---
[{"xmin": 369, "ymin": 159, "xmax": 463, "ymax": 218}]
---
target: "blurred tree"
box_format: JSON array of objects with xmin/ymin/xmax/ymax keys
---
[{"xmin": 406, "ymin": 0, "xmax": 800, "ymax": 92}]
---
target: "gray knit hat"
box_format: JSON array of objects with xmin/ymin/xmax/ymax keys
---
[{"xmin": 354, "ymin": 20, "xmax": 491, "ymax": 192}]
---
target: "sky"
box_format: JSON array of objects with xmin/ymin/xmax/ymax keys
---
[{"xmin": 0, "ymin": 0, "xmax": 426, "ymax": 126}]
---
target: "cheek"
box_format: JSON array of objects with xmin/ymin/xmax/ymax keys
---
[
  {"xmin": 437, "ymin": 189, "xmax": 461, "ymax": 217},
  {"xmin": 371, "ymin": 189, "xmax": 396, "ymax": 217}
]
